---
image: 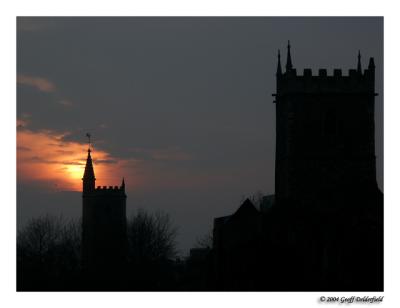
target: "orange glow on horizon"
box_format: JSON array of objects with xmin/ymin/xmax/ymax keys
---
[{"xmin": 17, "ymin": 128, "xmax": 131, "ymax": 191}]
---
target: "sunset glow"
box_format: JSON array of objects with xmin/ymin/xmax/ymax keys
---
[{"xmin": 17, "ymin": 127, "xmax": 129, "ymax": 191}]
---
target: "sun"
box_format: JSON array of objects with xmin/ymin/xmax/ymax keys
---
[{"xmin": 65, "ymin": 163, "xmax": 85, "ymax": 181}]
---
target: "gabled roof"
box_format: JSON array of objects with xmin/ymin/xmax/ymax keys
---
[
  {"xmin": 214, "ymin": 199, "xmax": 259, "ymax": 227},
  {"xmin": 231, "ymin": 198, "xmax": 259, "ymax": 219}
]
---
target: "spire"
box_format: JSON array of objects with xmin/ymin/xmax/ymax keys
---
[
  {"xmin": 83, "ymin": 149, "xmax": 96, "ymax": 181},
  {"xmin": 276, "ymin": 49, "xmax": 282, "ymax": 76},
  {"xmin": 285, "ymin": 40, "xmax": 293, "ymax": 72},
  {"xmin": 357, "ymin": 50, "xmax": 362, "ymax": 74},
  {"xmin": 82, "ymin": 134, "xmax": 95, "ymax": 192},
  {"xmin": 121, "ymin": 177, "xmax": 125, "ymax": 190}
]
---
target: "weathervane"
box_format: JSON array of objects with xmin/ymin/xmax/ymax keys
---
[{"xmin": 86, "ymin": 133, "xmax": 91, "ymax": 151}]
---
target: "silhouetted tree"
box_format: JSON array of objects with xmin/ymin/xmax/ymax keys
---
[
  {"xmin": 18, "ymin": 210, "xmax": 180, "ymax": 290},
  {"xmin": 195, "ymin": 229, "xmax": 213, "ymax": 249},
  {"xmin": 17, "ymin": 215, "xmax": 81, "ymax": 290},
  {"xmin": 126, "ymin": 209, "xmax": 178, "ymax": 290},
  {"xmin": 127, "ymin": 209, "xmax": 178, "ymax": 262}
]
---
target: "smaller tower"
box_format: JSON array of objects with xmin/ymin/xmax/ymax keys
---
[{"xmin": 81, "ymin": 134, "xmax": 127, "ymax": 281}]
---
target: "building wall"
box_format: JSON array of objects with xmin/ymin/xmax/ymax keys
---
[{"xmin": 275, "ymin": 69, "xmax": 377, "ymax": 205}]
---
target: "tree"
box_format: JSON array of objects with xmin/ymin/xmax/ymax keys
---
[
  {"xmin": 17, "ymin": 215, "xmax": 81, "ymax": 290},
  {"xmin": 127, "ymin": 209, "xmax": 178, "ymax": 262},
  {"xmin": 126, "ymin": 209, "xmax": 179, "ymax": 290},
  {"xmin": 195, "ymin": 229, "xmax": 213, "ymax": 249},
  {"xmin": 17, "ymin": 209, "xmax": 180, "ymax": 290}
]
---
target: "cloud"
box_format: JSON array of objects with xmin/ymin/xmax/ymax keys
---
[
  {"xmin": 17, "ymin": 74, "xmax": 56, "ymax": 93},
  {"xmin": 56, "ymin": 150, "xmax": 74, "ymax": 155},
  {"xmin": 58, "ymin": 99, "xmax": 73, "ymax": 107},
  {"xmin": 18, "ymin": 18, "xmax": 47, "ymax": 32},
  {"xmin": 150, "ymin": 147, "xmax": 192, "ymax": 161},
  {"xmin": 128, "ymin": 146, "xmax": 192, "ymax": 162},
  {"xmin": 17, "ymin": 127, "xmax": 134, "ymax": 191},
  {"xmin": 95, "ymin": 159, "xmax": 118, "ymax": 164},
  {"xmin": 17, "ymin": 146, "xmax": 31, "ymax": 152},
  {"xmin": 62, "ymin": 161, "xmax": 85, "ymax": 166},
  {"xmin": 17, "ymin": 118, "xmax": 29, "ymax": 129}
]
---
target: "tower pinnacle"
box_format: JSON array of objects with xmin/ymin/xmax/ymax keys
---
[
  {"xmin": 277, "ymin": 49, "xmax": 282, "ymax": 76},
  {"xmin": 357, "ymin": 50, "xmax": 362, "ymax": 74},
  {"xmin": 368, "ymin": 57, "xmax": 375, "ymax": 69},
  {"xmin": 285, "ymin": 40, "xmax": 293, "ymax": 72}
]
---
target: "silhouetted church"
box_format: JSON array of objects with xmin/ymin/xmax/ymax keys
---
[
  {"xmin": 82, "ymin": 145, "xmax": 127, "ymax": 277},
  {"xmin": 212, "ymin": 42, "xmax": 383, "ymax": 291}
]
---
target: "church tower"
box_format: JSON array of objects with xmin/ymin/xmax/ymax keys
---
[
  {"xmin": 272, "ymin": 43, "xmax": 383, "ymax": 290},
  {"xmin": 81, "ymin": 136, "xmax": 127, "ymax": 275},
  {"xmin": 273, "ymin": 42, "xmax": 379, "ymax": 208}
]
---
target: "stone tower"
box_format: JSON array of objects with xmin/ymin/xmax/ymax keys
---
[
  {"xmin": 272, "ymin": 43, "xmax": 383, "ymax": 290},
  {"xmin": 82, "ymin": 143, "xmax": 127, "ymax": 273},
  {"xmin": 273, "ymin": 41, "xmax": 379, "ymax": 208}
]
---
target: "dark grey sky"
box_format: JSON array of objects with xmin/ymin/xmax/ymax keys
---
[{"xmin": 17, "ymin": 17, "xmax": 383, "ymax": 254}]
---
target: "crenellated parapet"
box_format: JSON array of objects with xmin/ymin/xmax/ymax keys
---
[
  {"xmin": 286, "ymin": 67, "xmax": 374, "ymax": 78},
  {"xmin": 274, "ymin": 43, "xmax": 376, "ymax": 100},
  {"xmin": 96, "ymin": 185, "xmax": 124, "ymax": 191},
  {"xmin": 275, "ymin": 66, "xmax": 376, "ymax": 96},
  {"xmin": 91, "ymin": 185, "xmax": 126, "ymax": 196}
]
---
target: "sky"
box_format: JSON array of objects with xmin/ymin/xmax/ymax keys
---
[{"xmin": 17, "ymin": 17, "xmax": 383, "ymax": 254}]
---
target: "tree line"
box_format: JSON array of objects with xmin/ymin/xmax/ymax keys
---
[{"xmin": 17, "ymin": 209, "xmax": 179, "ymax": 291}]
